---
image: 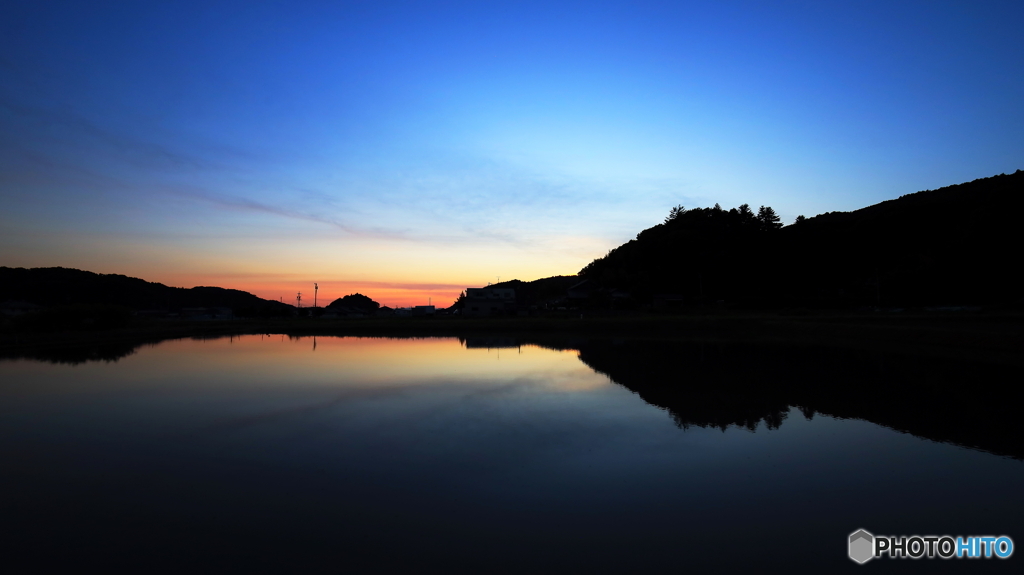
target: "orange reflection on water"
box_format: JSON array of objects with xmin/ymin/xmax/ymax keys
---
[
  {"xmin": 0, "ymin": 336, "xmax": 611, "ymax": 397},
  {"xmin": 176, "ymin": 335, "xmax": 608, "ymax": 391}
]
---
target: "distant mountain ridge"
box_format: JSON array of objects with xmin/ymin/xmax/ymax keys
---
[{"xmin": 0, "ymin": 267, "xmax": 293, "ymax": 315}]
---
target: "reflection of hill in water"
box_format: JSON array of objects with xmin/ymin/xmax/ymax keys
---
[
  {"xmin": 573, "ymin": 340, "xmax": 1022, "ymax": 460},
  {"xmin": 5, "ymin": 334, "xmax": 1020, "ymax": 459},
  {"xmin": 1, "ymin": 335, "xmax": 227, "ymax": 365},
  {"xmin": 2, "ymin": 340, "xmax": 147, "ymax": 364}
]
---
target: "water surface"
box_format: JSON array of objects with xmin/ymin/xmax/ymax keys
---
[{"xmin": 1, "ymin": 335, "xmax": 1020, "ymax": 573}]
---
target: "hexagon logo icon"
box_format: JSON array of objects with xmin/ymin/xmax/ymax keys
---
[{"xmin": 849, "ymin": 529, "xmax": 874, "ymax": 564}]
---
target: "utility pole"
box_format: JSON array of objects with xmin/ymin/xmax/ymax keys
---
[{"xmin": 314, "ymin": 283, "xmax": 318, "ymax": 308}]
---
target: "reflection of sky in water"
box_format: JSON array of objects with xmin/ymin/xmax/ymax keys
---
[{"xmin": 1, "ymin": 336, "xmax": 1021, "ymax": 573}]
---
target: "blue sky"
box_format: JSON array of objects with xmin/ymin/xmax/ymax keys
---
[{"xmin": 2, "ymin": 0, "xmax": 1022, "ymax": 305}]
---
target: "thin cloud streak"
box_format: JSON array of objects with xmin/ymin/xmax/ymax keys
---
[
  {"xmin": 0, "ymin": 97, "xmax": 216, "ymax": 172},
  {"xmin": 168, "ymin": 186, "xmax": 558, "ymax": 250},
  {"xmin": 336, "ymin": 280, "xmax": 472, "ymax": 291},
  {"xmin": 167, "ymin": 188, "xmax": 417, "ymax": 241}
]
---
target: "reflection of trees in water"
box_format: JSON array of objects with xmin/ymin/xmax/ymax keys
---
[
  {"xmin": 576, "ymin": 341, "xmax": 795, "ymax": 432},
  {"xmin": 2, "ymin": 340, "xmax": 147, "ymax": 364},
  {"xmin": 671, "ymin": 407, "xmax": 788, "ymax": 432},
  {"xmin": 574, "ymin": 340, "xmax": 1023, "ymax": 460},
  {"xmin": 5, "ymin": 333, "xmax": 1020, "ymax": 460}
]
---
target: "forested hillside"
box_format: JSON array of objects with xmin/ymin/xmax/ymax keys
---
[{"xmin": 579, "ymin": 170, "xmax": 1023, "ymax": 308}]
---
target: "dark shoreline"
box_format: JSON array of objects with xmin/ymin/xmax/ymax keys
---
[{"xmin": 3, "ymin": 310, "xmax": 1022, "ymax": 366}]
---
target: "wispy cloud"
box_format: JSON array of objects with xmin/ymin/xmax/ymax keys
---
[
  {"xmin": 167, "ymin": 183, "xmax": 557, "ymax": 250},
  {"xmin": 334, "ymin": 280, "xmax": 470, "ymax": 291},
  {"xmin": 351, "ymin": 154, "xmax": 692, "ymax": 240},
  {"xmin": 167, "ymin": 187, "xmax": 417, "ymax": 241},
  {"xmin": 0, "ymin": 96, "xmax": 219, "ymax": 172}
]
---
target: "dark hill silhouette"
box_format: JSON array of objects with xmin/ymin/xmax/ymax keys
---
[
  {"xmin": 485, "ymin": 276, "xmax": 579, "ymax": 305},
  {"xmin": 326, "ymin": 293, "xmax": 380, "ymax": 312},
  {"xmin": 579, "ymin": 170, "xmax": 1024, "ymax": 308},
  {"xmin": 449, "ymin": 276, "xmax": 579, "ymax": 311},
  {"xmin": 0, "ymin": 267, "xmax": 293, "ymax": 315}
]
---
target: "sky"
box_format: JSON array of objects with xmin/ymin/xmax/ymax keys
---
[{"xmin": 2, "ymin": 0, "xmax": 1022, "ymax": 307}]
